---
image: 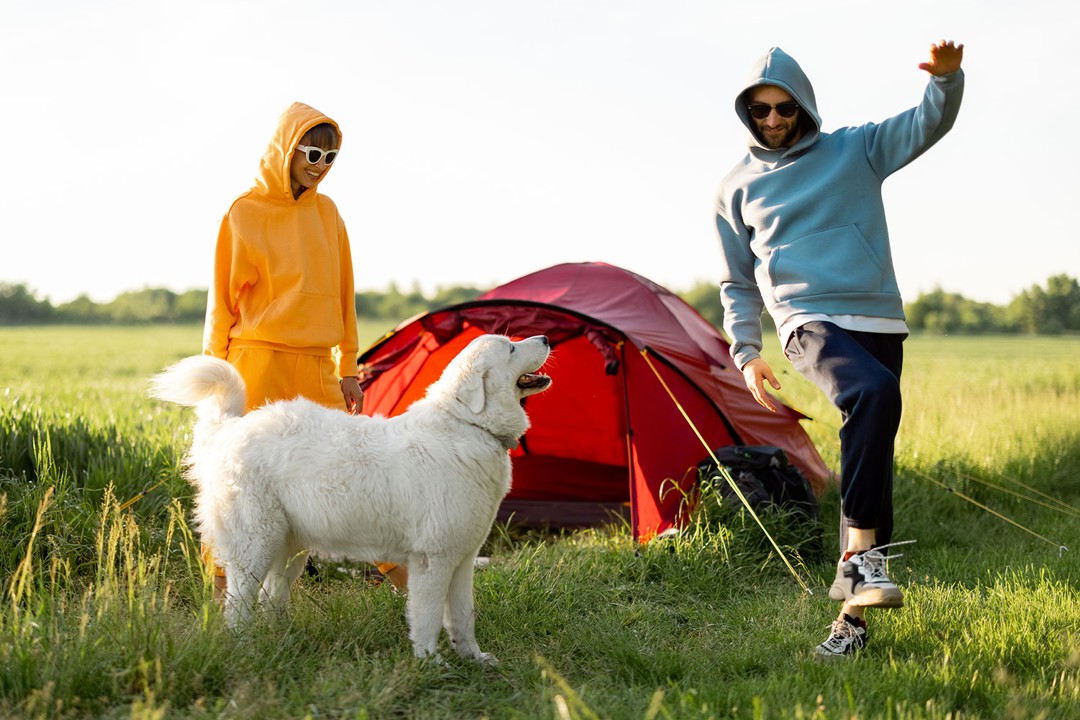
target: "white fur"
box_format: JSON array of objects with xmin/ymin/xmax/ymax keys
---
[{"xmin": 151, "ymin": 334, "xmax": 551, "ymax": 663}]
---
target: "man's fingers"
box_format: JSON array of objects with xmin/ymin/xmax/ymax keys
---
[
  {"xmin": 742, "ymin": 360, "xmax": 780, "ymax": 412},
  {"xmin": 921, "ymin": 40, "xmax": 963, "ymax": 75},
  {"xmin": 753, "ymin": 382, "xmax": 778, "ymax": 412}
]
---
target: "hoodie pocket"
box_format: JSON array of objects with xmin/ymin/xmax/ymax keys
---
[
  {"xmin": 767, "ymin": 225, "xmax": 883, "ymax": 302},
  {"xmin": 248, "ymin": 292, "xmax": 343, "ymax": 347}
]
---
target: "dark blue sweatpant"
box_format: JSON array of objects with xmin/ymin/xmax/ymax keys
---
[{"xmin": 784, "ymin": 321, "xmax": 905, "ymax": 554}]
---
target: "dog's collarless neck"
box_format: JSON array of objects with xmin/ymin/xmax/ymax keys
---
[{"xmin": 458, "ymin": 417, "xmax": 519, "ymax": 451}]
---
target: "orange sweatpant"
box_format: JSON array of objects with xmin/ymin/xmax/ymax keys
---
[{"xmin": 227, "ymin": 345, "xmax": 347, "ymax": 412}]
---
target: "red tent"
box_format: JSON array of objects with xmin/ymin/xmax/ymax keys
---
[{"xmin": 357, "ymin": 262, "xmax": 830, "ymax": 541}]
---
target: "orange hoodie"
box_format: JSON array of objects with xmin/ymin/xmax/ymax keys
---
[{"xmin": 203, "ymin": 102, "xmax": 359, "ymax": 378}]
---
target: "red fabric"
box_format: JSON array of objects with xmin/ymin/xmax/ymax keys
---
[
  {"xmin": 357, "ymin": 262, "xmax": 832, "ymax": 540},
  {"xmin": 622, "ymin": 350, "xmax": 739, "ymax": 540}
]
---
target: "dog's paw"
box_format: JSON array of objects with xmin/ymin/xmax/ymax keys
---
[
  {"xmin": 475, "ymin": 651, "xmax": 498, "ymax": 667},
  {"xmin": 416, "ymin": 650, "xmax": 450, "ymax": 668}
]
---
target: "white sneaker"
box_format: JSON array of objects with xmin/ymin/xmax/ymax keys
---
[
  {"xmin": 814, "ymin": 614, "xmax": 867, "ymax": 659},
  {"xmin": 827, "ymin": 542, "xmax": 912, "ymax": 608}
]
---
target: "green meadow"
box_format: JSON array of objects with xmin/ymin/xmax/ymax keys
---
[{"xmin": 0, "ymin": 325, "xmax": 1077, "ymax": 719}]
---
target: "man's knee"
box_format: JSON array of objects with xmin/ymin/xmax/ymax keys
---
[{"xmin": 857, "ymin": 370, "xmax": 902, "ymax": 420}]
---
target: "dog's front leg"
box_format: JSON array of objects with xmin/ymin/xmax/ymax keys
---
[
  {"xmin": 444, "ymin": 558, "xmax": 495, "ymax": 665},
  {"xmin": 225, "ymin": 563, "xmax": 265, "ymax": 628},
  {"xmin": 260, "ymin": 547, "xmax": 306, "ymax": 612},
  {"xmin": 405, "ymin": 552, "xmax": 453, "ymax": 660}
]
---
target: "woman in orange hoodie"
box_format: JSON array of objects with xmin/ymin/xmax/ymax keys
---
[
  {"xmin": 204, "ymin": 101, "xmax": 362, "ymax": 413},
  {"xmin": 202, "ymin": 101, "xmax": 405, "ymax": 595}
]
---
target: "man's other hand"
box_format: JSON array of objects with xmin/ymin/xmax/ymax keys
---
[{"xmin": 742, "ymin": 357, "xmax": 781, "ymax": 413}]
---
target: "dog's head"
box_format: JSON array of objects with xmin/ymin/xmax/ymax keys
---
[{"xmin": 429, "ymin": 334, "xmax": 552, "ymax": 450}]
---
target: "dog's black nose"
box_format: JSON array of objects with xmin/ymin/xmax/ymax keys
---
[{"xmin": 538, "ymin": 336, "xmax": 549, "ymax": 346}]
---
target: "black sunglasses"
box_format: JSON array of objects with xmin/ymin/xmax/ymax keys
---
[
  {"xmin": 296, "ymin": 144, "xmax": 339, "ymax": 165},
  {"xmin": 747, "ymin": 102, "xmax": 800, "ymax": 120}
]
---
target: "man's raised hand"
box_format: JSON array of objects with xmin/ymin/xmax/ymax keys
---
[{"xmin": 919, "ymin": 40, "xmax": 964, "ymax": 76}]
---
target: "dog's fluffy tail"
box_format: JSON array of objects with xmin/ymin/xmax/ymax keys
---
[{"xmin": 150, "ymin": 355, "xmax": 247, "ymax": 422}]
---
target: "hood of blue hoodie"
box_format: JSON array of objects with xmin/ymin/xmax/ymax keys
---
[{"xmin": 736, "ymin": 47, "xmax": 822, "ymax": 157}]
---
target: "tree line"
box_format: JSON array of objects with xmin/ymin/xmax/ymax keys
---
[
  {"xmin": 0, "ymin": 283, "xmax": 488, "ymax": 326},
  {"xmin": 684, "ymin": 274, "xmax": 1080, "ymax": 335},
  {"xmin": 2, "ymin": 274, "xmax": 1078, "ymax": 335}
]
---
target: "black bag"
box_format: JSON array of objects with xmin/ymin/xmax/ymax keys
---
[{"xmin": 696, "ymin": 445, "xmax": 819, "ymax": 521}]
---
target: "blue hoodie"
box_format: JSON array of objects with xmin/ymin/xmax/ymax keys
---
[{"xmin": 714, "ymin": 47, "xmax": 964, "ymax": 369}]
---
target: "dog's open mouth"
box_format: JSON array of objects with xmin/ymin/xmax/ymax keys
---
[{"xmin": 517, "ymin": 373, "xmax": 551, "ymax": 391}]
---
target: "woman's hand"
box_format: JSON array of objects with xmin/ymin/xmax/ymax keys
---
[{"xmin": 340, "ymin": 376, "xmax": 364, "ymax": 415}]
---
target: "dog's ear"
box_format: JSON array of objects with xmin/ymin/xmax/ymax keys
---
[{"xmin": 458, "ymin": 367, "xmax": 487, "ymax": 414}]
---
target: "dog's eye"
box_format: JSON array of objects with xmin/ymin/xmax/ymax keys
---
[{"xmin": 509, "ymin": 345, "xmax": 516, "ymax": 354}]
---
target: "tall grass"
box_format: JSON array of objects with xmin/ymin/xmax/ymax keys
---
[{"xmin": 0, "ymin": 327, "xmax": 1077, "ymax": 719}]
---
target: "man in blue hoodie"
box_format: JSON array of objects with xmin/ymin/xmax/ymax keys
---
[{"xmin": 714, "ymin": 41, "xmax": 964, "ymax": 658}]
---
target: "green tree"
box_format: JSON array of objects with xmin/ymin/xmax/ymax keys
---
[
  {"xmin": 56, "ymin": 294, "xmax": 106, "ymax": 323},
  {"xmin": 103, "ymin": 288, "xmax": 179, "ymax": 323},
  {"xmin": 905, "ymin": 287, "xmax": 1008, "ymax": 334},
  {"xmin": 175, "ymin": 289, "xmax": 208, "ymax": 322},
  {"xmin": 0, "ymin": 283, "xmax": 55, "ymax": 324},
  {"xmin": 429, "ymin": 285, "xmax": 484, "ymax": 308},
  {"xmin": 1007, "ymin": 274, "xmax": 1080, "ymax": 335}
]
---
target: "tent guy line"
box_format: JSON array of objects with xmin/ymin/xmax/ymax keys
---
[{"xmin": 639, "ymin": 347, "xmax": 812, "ymax": 593}]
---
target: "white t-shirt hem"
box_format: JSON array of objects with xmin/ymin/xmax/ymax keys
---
[{"xmin": 778, "ymin": 313, "xmax": 909, "ymax": 352}]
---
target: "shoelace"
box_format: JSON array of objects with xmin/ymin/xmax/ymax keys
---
[
  {"xmin": 822, "ymin": 618, "xmax": 862, "ymax": 651},
  {"xmin": 858, "ymin": 540, "xmax": 916, "ymax": 581}
]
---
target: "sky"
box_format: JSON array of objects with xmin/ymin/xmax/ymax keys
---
[{"xmin": 2, "ymin": 0, "xmax": 1078, "ymax": 307}]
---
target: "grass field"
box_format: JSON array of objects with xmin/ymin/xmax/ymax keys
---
[{"xmin": 1, "ymin": 325, "xmax": 1077, "ymax": 719}]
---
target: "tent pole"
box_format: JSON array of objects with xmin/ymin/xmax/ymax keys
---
[{"xmin": 618, "ymin": 341, "xmax": 640, "ymax": 542}]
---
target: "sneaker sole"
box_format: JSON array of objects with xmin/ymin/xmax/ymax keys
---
[
  {"xmin": 813, "ymin": 648, "xmax": 857, "ymax": 660},
  {"xmin": 828, "ymin": 583, "xmax": 904, "ymax": 608},
  {"xmin": 813, "ymin": 638, "xmax": 867, "ymax": 659}
]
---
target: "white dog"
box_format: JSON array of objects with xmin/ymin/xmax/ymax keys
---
[{"xmin": 151, "ymin": 334, "xmax": 551, "ymax": 663}]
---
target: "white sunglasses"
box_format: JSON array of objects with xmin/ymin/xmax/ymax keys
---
[{"xmin": 296, "ymin": 145, "xmax": 339, "ymax": 165}]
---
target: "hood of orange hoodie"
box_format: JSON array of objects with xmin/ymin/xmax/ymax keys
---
[{"xmin": 252, "ymin": 102, "xmax": 341, "ymax": 204}]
